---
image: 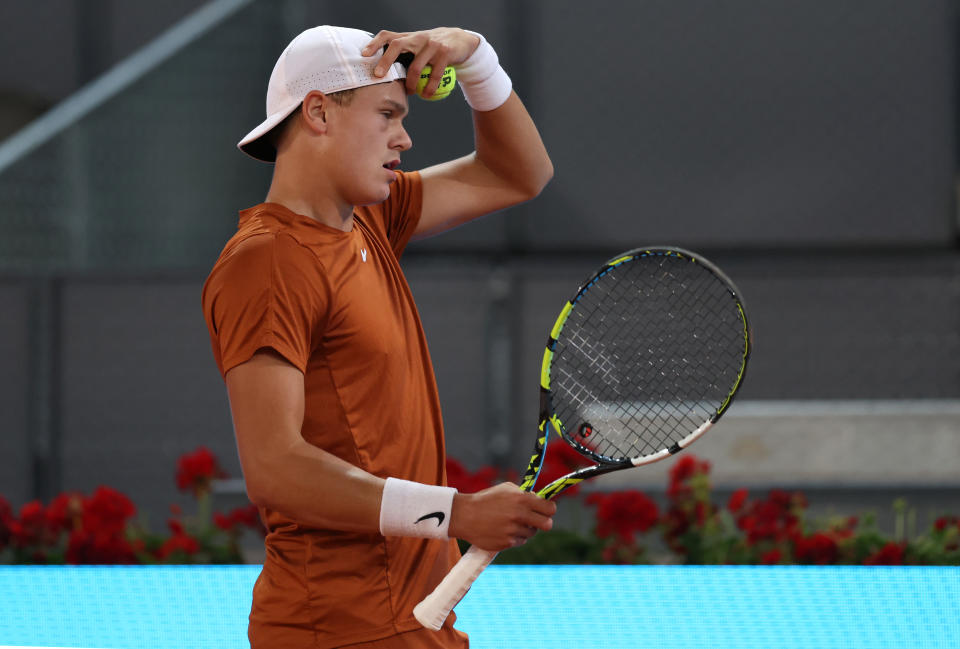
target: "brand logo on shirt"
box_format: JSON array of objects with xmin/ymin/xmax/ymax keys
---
[
  {"xmin": 415, "ymin": 512, "xmax": 445, "ymax": 527},
  {"xmin": 360, "ymin": 248, "xmax": 368, "ymax": 262}
]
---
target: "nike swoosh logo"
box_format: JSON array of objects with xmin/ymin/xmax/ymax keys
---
[{"xmin": 415, "ymin": 511, "xmax": 445, "ymax": 526}]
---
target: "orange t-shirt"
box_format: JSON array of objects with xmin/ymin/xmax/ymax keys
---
[{"xmin": 202, "ymin": 171, "xmax": 465, "ymax": 648}]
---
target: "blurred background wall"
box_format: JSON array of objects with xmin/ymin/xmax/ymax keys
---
[{"xmin": 0, "ymin": 0, "xmax": 957, "ymax": 530}]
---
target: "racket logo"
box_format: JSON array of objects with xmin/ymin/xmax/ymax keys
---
[{"xmin": 415, "ymin": 512, "xmax": 445, "ymax": 527}]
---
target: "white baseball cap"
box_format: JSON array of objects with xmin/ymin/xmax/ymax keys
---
[{"xmin": 238, "ymin": 25, "xmax": 407, "ymax": 162}]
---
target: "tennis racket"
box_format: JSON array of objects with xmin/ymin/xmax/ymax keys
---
[{"xmin": 413, "ymin": 246, "xmax": 752, "ymax": 630}]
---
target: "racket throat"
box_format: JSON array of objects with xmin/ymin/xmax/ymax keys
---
[{"xmin": 518, "ymin": 389, "xmax": 553, "ymax": 491}]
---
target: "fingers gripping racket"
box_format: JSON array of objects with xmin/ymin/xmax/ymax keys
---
[{"xmin": 413, "ymin": 247, "xmax": 752, "ymax": 630}]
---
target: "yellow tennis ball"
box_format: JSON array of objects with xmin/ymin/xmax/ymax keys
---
[{"xmin": 416, "ymin": 65, "xmax": 457, "ymax": 101}]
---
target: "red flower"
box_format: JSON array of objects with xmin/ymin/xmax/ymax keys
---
[
  {"xmin": 694, "ymin": 501, "xmax": 716, "ymax": 525},
  {"xmin": 12, "ymin": 500, "xmax": 60, "ymax": 549},
  {"xmin": 157, "ymin": 514, "xmax": 203, "ymax": 562},
  {"xmin": 736, "ymin": 489, "xmax": 805, "ymax": 546},
  {"xmin": 214, "ymin": 505, "xmax": 263, "ymax": 534},
  {"xmin": 213, "ymin": 513, "xmax": 230, "ymax": 531},
  {"xmin": 670, "ymin": 456, "xmax": 711, "ymax": 485},
  {"xmin": 0, "ymin": 496, "xmax": 12, "ymax": 549},
  {"xmin": 661, "ymin": 506, "xmax": 691, "ymax": 552},
  {"xmin": 66, "ymin": 529, "xmax": 137, "ymax": 564},
  {"xmin": 793, "ymin": 532, "xmax": 838, "ymax": 565},
  {"xmin": 934, "ymin": 516, "xmax": 960, "ymax": 533},
  {"xmin": 84, "ymin": 487, "xmax": 136, "ymax": 535},
  {"xmin": 176, "ymin": 447, "xmax": 227, "ymax": 496},
  {"xmin": 234, "ymin": 504, "xmax": 261, "ymax": 528},
  {"xmin": 51, "ymin": 487, "xmax": 138, "ymax": 564},
  {"xmin": 864, "ymin": 542, "xmax": 905, "ymax": 566},
  {"xmin": 727, "ymin": 489, "xmax": 749, "ymax": 514},
  {"xmin": 760, "ymin": 549, "xmax": 783, "ymax": 564},
  {"xmin": 666, "ymin": 455, "xmax": 712, "ymax": 502},
  {"xmin": 46, "ymin": 492, "xmax": 84, "ymax": 535},
  {"xmin": 586, "ymin": 490, "xmax": 660, "ymax": 543},
  {"xmin": 445, "ymin": 458, "xmax": 498, "ymax": 494},
  {"xmin": 155, "ymin": 532, "xmax": 200, "ymax": 561}
]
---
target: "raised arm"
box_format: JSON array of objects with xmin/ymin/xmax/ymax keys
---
[
  {"xmin": 226, "ymin": 349, "xmax": 555, "ymax": 547},
  {"xmin": 363, "ymin": 28, "xmax": 553, "ymax": 240}
]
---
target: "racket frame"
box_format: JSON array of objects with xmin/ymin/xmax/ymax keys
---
[
  {"xmin": 413, "ymin": 246, "xmax": 752, "ymax": 630},
  {"xmin": 524, "ymin": 246, "xmax": 750, "ymax": 500}
]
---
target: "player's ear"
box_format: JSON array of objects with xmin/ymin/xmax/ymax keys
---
[{"xmin": 301, "ymin": 90, "xmax": 330, "ymax": 135}]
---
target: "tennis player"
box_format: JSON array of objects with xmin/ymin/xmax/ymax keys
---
[{"xmin": 202, "ymin": 25, "xmax": 554, "ymax": 648}]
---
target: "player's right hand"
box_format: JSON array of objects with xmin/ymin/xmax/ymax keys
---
[{"xmin": 448, "ymin": 482, "xmax": 557, "ymax": 552}]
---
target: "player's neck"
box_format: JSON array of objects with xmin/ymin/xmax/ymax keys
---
[
  {"xmin": 266, "ymin": 156, "xmax": 354, "ymax": 231},
  {"xmin": 265, "ymin": 191, "xmax": 354, "ymax": 232}
]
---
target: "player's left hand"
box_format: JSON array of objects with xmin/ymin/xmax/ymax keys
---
[{"xmin": 362, "ymin": 28, "xmax": 480, "ymax": 97}]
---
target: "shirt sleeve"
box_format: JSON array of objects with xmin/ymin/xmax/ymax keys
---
[
  {"xmin": 203, "ymin": 232, "xmax": 328, "ymax": 376},
  {"xmin": 376, "ymin": 170, "xmax": 424, "ymax": 257}
]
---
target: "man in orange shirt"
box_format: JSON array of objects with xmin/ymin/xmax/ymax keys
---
[{"xmin": 202, "ymin": 25, "xmax": 555, "ymax": 648}]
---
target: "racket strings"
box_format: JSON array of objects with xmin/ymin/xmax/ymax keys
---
[{"xmin": 550, "ymin": 254, "xmax": 747, "ymax": 463}]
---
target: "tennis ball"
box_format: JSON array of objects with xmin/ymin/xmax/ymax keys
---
[{"xmin": 416, "ymin": 65, "xmax": 457, "ymax": 101}]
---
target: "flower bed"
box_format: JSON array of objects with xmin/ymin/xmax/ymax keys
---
[
  {"xmin": 0, "ymin": 448, "xmax": 262, "ymax": 564},
  {"xmin": 449, "ymin": 446, "xmax": 960, "ymax": 565},
  {"xmin": 2, "ymin": 447, "xmax": 957, "ymax": 565}
]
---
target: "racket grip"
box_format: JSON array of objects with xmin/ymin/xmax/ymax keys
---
[{"xmin": 413, "ymin": 544, "xmax": 497, "ymax": 630}]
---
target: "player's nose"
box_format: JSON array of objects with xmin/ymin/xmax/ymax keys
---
[{"xmin": 393, "ymin": 125, "xmax": 412, "ymax": 152}]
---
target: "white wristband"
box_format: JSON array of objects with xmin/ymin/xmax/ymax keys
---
[
  {"xmin": 379, "ymin": 477, "xmax": 457, "ymax": 540},
  {"xmin": 457, "ymin": 31, "xmax": 512, "ymax": 111}
]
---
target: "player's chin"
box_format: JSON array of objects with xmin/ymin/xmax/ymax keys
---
[
  {"xmin": 376, "ymin": 169, "xmax": 397, "ymax": 194},
  {"xmin": 351, "ymin": 183, "xmax": 392, "ymax": 207}
]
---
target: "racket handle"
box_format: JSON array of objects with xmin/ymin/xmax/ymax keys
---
[{"xmin": 413, "ymin": 544, "xmax": 497, "ymax": 630}]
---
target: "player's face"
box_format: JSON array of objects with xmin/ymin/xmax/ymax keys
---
[{"xmin": 325, "ymin": 81, "xmax": 412, "ymax": 206}]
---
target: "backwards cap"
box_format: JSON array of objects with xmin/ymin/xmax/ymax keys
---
[{"xmin": 238, "ymin": 25, "xmax": 407, "ymax": 162}]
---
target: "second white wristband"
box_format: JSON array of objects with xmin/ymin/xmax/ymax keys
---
[
  {"xmin": 457, "ymin": 31, "xmax": 512, "ymax": 112},
  {"xmin": 379, "ymin": 477, "xmax": 457, "ymax": 540}
]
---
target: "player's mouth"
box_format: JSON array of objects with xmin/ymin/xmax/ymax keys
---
[{"xmin": 383, "ymin": 159, "xmax": 401, "ymax": 171}]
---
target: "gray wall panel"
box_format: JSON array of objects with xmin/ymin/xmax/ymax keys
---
[
  {"xmin": 0, "ymin": 1, "xmax": 80, "ymax": 101},
  {"xmin": 728, "ymin": 255, "xmax": 960, "ymax": 399},
  {"xmin": 59, "ymin": 280, "xmax": 237, "ymax": 525},
  {"xmin": 530, "ymin": 0, "xmax": 955, "ymax": 249},
  {"xmin": 0, "ymin": 283, "xmax": 31, "ymax": 506},
  {"xmin": 406, "ymin": 266, "xmax": 493, "ymax": 467},
  {"xmin": 0, "ymin": 1, "xmax": 209, "ymax": 102}
]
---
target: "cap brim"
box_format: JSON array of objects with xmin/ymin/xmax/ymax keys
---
[{"xmin": 237, "ymin": 101, "xmax": 302, "ymax": 163}]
